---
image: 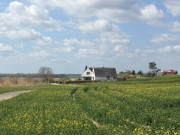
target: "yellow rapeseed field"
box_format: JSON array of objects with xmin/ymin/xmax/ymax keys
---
[{"xmin": 0, "ymin": 75, "xmax": 180, "ymax": 134}]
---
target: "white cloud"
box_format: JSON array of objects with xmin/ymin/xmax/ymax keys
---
[
  {"xmin": 0, "ymin": 1, "xmax": 62, "ymax": 31},
  {"xmin": 61, "ymin": 46, "xmax": 75, "ymax": 52},
  {"xmin": 172, "ymin": 21, "xmax": 180, "ymax": 32},
  {"xmin": 53, "ymin": 38, "xmax": 94, "ymax": 53},
  {"xmin": 100, "ymin": 32, "xmax": 130, "ymax": 45},
  {"xmin": 164, "ymin": 0, "xmax": 180, "ymax": 17},
  {"xmin": 79, "ymin": 19, "xmax": 118, "ymax": 34},
  {"xmin": 0, "ymin": 1, "xmax": 62, "ymax": 45},
  {"xmin": 95, "ymin": 6, "xmax": 140, "ymax": 23},
  {"xmin": 53, "ymin": 46, "xmax": 75, "ymax": 53},
  {"xmin": 5, "ymin": 29, "xmax": 42, "ymax": 41},
  {"xmin": 0, "ymin": 29, "xmax": 56, "ymax": 45},
  {"xmin": 76, "ymin": 19, "xmax": 131, "ymax": 58},
  {"xmin": 29, "ymin": 0, "xmax": 139, "ymax": 18},
  {"xmin": 77, "ymin": 48, "xmax": 98, "ymax": 58},
  {"xmin": 114, "ymin": 45, "xmax": 127, "ymax": 53},
  {"xmin": 151, "ymin": 34, "xmax": 179, "ymax": 44},
  {"xmin": 14, "ymin": 43, "xmax": 24, "ymax": 48},
  {"xmin": 34, "ymin": 36, "xmax": 58, "ymax": 45},
  {"xmin": 76, "ymin": 32, "xmax": 130, "ymax": 58},
  {"xmin": 78, "ymin": 20, "xmax": 130, "ymax": 44},
  {"xmin": 157, "ymin": 45, "xmax": 180, "ymax": 53},
  {"xmin": 29, "ymin": 0, "xmax": 164, "ymax": 23},
  {"xmin": 140, "ymin": 4, "xmax": 164, "ymax": 20},
  {"xmin": 0, "ymin": 43, "xmax": 14, "ymax": 59},
  {"xmin": 132, "ymin": 45, "xmax": 180, "ymax": 57},
  {"xmin": 32, "ymin": 46, "xmax": 41, "ymax": 50},
  {"xmin": 173, "ymin": 45, "xmax": 180, "ymax": 52},
  {"xmin": 64, "ymin": 39, "xmax": 93, "ymax": 46},
  {"xmin": 0, "ymin": 43, "xmax": 13, "ymax": 52},
  {"xmin": 28, "ymin": 50, "xmax": 50, "ymax": 58},
  {"xmin": 158, "ymin": 46, "xmax": 172, "ymax": 53}
]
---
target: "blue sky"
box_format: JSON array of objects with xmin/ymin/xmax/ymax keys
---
[{"xmin": 0, "ymin": 0, "xmax": 180, "ymax": 74}]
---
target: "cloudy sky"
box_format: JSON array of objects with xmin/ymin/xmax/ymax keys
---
[{"xmin": 0, "ymin": 0, "xmax": 180, "ymax": 74}]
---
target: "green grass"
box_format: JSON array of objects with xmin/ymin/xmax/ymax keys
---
[
  {"xmin": 0, "ymin": 85, "xmax": 50, "ymax": 94},
  {"xmin": 0, "ymin": 75, "xmax": 180, "ymax": 134},
  {"xmin": 119, "ymin": 75, "xmax": 180, "ymax": 84}
]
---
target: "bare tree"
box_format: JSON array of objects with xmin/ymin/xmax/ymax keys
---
[{"xmin": 38, "ymin": 66, "xmax": 53, "ymax": 83}]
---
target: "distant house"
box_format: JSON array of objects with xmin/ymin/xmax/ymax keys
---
[
  {"xmin": 81, "ymin": 67, "xmax": 117, "ymax": 81},
  {"xmin": 157, "ymin": 71, "xmax": 163, "ymax": 76},
  {"xmin": 162, "ymin": 70, "xmax": 178, "ymax": 75},
  {"xmin": 158, "ymin": 70, "xmax": 178, "ymax": 76}
]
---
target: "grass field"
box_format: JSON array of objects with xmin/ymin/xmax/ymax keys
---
[{"xmin": 0, "ymin": 75, "xmax": 180, "ymax": 134}]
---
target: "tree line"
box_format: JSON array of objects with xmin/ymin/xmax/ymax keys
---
[{"xmin": 117, "ymin": 62, "xmax": 161, "ymax": 79}]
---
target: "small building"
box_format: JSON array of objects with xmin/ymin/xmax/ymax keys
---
[
  {"xmin": 157, "ymin": 71, "xmax": 163, "ymax": 76},
  {"xmin": 81, "ymin": 67, "xmax": 117, "ymax": 81},
  {"xmin": 162, "ymin": 70, "xmax": 178, "ymax": 75}
]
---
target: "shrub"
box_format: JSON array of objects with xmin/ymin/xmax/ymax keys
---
[{"xmin": 64, "ymin": 80, "xmax": 100, "ymax": 84}]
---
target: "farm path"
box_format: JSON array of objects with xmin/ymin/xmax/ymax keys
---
[{"xmin": 0, "ymin": 90, "xmax": 34, "ymax": 102}]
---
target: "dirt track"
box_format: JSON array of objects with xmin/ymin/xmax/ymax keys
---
[{"xmin": 0, "ymin": 90, "xmax": 34, "ymax": 102}]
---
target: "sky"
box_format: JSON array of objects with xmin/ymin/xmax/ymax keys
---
[{"xmin": 0, "ymin": 0, "xmax": 180, "ymax": 74}]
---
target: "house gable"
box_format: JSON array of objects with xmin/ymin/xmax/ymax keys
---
[{"xmin": 81, "ymin": 68, "xmax": 94, "ymax": 77}]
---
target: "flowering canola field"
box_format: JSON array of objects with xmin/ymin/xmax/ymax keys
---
[{"xmin": 0, "ymin": 75, "xmax": 180, "ymax": 134}]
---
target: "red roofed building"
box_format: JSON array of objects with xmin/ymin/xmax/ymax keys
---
[{"xmin": 162, "ymin": 70, "xmax": 178, "ymax": 75}]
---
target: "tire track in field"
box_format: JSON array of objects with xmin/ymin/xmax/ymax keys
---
[
  {"xmin": 72, "ymin": 93, "xmax": 76, "ymax": 101},
  {"xmin": 0, "ymin": 90, "xmax": 34, "ymax": 102},
  {"xmin": 71, "ymin": 88, "xmax": 103, "ymax": 128},
  {"xmin": 73, "ymin": 87, "xmax": 153, "ymax": 130},
  {"xmin": 86, "ymin": 88, "xmax": 153, "ymax": 130}
]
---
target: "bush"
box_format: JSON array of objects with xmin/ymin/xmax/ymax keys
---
[{"xmin": 64, "ymin": 80, "xmax": 100, "ymax": 84}]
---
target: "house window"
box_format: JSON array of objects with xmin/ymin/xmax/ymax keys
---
[
  {"xmin": 107, "ymin": 76, "xmax": 110, "ymax": 80},
  {"xmin": 87, "ymin": 72, "xmax": 90, "ymax": 75}
]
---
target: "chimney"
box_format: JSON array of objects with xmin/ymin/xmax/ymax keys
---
[{"xmin": 85, "ymin": 66, "xmax": 88, "ymax": 71}]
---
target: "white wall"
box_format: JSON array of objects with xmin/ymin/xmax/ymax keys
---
[
  {"xmin": 95, "ymin": 76, "xmax": 116, "ymax": 81},
  {"xmin": 81, "ymin": 68, "xmax": 95, "ymax": 80},
  {"xmin": 81, "ymin": 68, "xmax": 94, "ymax": 77},
  {"xmin": 95, "ymin": 76, "xmax": 107, "ymax": 81}
]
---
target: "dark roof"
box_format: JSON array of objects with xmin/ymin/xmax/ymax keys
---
[{"xmin": 89, "ymin": 67, "xmax": 117, "ymax": 77}]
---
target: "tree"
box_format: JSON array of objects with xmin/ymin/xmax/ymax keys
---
[
  {"xmin": 157, "ymin": 68, "xmax": 161, "ymax": 72},
  {"xmin": 132, "ymin": 70, "xmax": 136, "ymax": 75},
  {"xmin": 38, "ymin": 66, "xmax": 53, "ymax": 83},
  {"xmin": 149, "ymin": 62, "xmax": 157, "ymax": 70},
  {"xmin": 137, "ymin": 70, "xmax": 143, "ymax": 75},
  {"xmin": 124, "ymin": 70, "xmax": 132, "ymax": 79},
  {"xmin": 149, "ymin": 62, "xmax": 157, "ymax": 76},
  {"xmin": 117, "ymin": 72, "xmax": 124, "ymax": 77}
]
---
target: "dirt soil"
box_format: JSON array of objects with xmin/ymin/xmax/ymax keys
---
[{"xmin": 0, "ymin": 90, "xmax": 34, "ymax": 102}]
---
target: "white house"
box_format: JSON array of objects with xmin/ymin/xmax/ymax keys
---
[{"xmin": 81, "ymin": 67, "xmax": 117, "ymax": 81}]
